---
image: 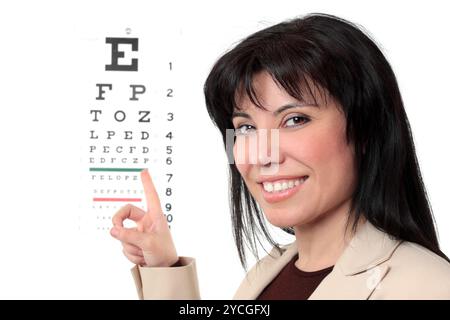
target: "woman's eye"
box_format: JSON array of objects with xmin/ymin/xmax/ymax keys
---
[
  {"xmin": 234, "ymin": 116, "xmax": 309, "ymax": 135},
  {"xmin": 284, "ymin": 115, "xmax": 310, "ymax": 128},
  {"xmin": 235, "ymin": 124, "xmax": 255, "ymax": 136}
]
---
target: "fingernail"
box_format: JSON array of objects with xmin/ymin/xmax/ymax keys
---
[{"xmin": 110, "ymin": 227, "xmax": 118, "ymax": 237}]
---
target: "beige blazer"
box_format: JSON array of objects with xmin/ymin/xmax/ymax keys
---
[{"xmin": 130, "ymin": 220, "xmax": 450, "ymax": 299}]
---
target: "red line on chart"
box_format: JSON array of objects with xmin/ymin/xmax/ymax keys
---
[{"xmin": 93, "ymin": 198, "xmax": 142, "ymax": 202}]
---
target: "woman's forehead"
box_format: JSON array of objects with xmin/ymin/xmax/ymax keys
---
[
  {"xmin": 233, "ymin": 71, "xmax": 331, "ymax": 112},
  {"xmin": 234, "ymin": 83, "xmax": 330, "ymax": 113}
]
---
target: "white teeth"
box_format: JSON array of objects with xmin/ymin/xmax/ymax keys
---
[
  {"xmin": 262, "ymin": 177, "xmax": 307, "ymax": 193},
  {"xmin": 264, "ymin": 183, "xmax": 274, "ymax": 192},
  {"xmin": 274, "ymin": 182, "xmax": 282, "ymax": 192}
]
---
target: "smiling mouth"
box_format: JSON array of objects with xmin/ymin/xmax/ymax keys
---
[
  {"xmin": 260, "ymin": 176, "xmax": 309, "ymax": 193},
  {"xmin": 258, "ymin": 176, "xmax": 309, "ymax": 203}
]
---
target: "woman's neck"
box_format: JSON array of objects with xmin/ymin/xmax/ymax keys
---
[{"xmin": 293, "ymin": 199, "xmax": 364, "ymax": 272}]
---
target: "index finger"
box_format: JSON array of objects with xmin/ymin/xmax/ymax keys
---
[{"xmin": 140, "ymin": 168, "xmax": 163, "ymax": 219}]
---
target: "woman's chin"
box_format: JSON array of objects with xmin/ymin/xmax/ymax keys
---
[{"xmin": 263, "ymin": 208, "xmax": 310, "ymax": 228}]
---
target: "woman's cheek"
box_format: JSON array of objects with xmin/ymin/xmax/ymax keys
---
[
  {"xmin": 281, "ymin": 130, "xmax": 325, "ymax": 164},
  {"xmin": 303, "ymin": 127, "xmax": 356, "ymax": 207},
  {"xmin": 299, "ymin": 123, "xmax": 345, "ymax": 164},
  {"xmin": 233, "ymin": 141, "xmax": 250, "ymax": 177}
]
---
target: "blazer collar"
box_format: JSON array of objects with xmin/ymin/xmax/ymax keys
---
[
  {"xmin": 233, "ymin": 220, "xmax": 402, "ymax": 300},
  {"xmin": 335, "ymin": 220, "xmax": 402, "ymax": 276},
  {"xmin": 309, "ymin": 220, "xmax": 402, "ymax": 299}
]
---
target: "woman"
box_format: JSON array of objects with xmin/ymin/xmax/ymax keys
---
[{"xmin": 110, "ymin": 13, "xmax": 450, "ymax": 299}]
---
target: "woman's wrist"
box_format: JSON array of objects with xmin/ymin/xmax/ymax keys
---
[{"xmin": 170, "ymin": 258, "xmax": 182, "ymax": 267}]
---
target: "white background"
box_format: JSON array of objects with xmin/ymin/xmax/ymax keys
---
[{"xmin": 0, "ymin": 0, "xmax": 448, "ymax": 299}]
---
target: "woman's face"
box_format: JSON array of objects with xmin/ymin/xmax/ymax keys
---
[{"xmin": 232, "ymin": 71, "xmax": 357, "ymax": 228}]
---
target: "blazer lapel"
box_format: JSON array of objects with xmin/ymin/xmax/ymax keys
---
[
  {"xmin": 309, "ymin": 221, "xmax": 402, "ymax": 299},
  {"xmin": 232, "ymin": 244, "xmax": 298, "ymax": 299}
]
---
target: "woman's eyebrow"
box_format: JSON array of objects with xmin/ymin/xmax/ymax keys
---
[{"xmin": 232, "ymin": 102, "xmax": 318, "ymax": 120}]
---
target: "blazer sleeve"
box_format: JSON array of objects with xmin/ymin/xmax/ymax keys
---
[{"xmin": 130, "ymin": 256, "xmax": 201, "ymax": 300}]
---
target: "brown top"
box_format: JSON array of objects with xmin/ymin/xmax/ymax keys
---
[{"xmin": 256, "ymin": 253, "xmax": 334, "ymax": 300}]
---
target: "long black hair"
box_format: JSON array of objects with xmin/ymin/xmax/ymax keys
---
[{"xmin": 203, "ymin": 12, "xmax": 449, "ymax": 270}]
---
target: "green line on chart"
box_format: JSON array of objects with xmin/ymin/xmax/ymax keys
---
[{"xmin": 89, "ymin": 168, "xmax": 144, "ymax": 172}]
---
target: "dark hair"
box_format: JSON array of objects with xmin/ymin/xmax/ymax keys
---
[{"xmin": 203, "ymin": 12, "xmax": 449, "ymax": 270}]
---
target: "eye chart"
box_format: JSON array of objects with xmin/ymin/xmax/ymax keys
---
[{"xmin": 77, "ymin": 25, "xmax": 181, "ymax": 233}]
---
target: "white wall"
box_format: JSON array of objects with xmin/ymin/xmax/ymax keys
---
[{"xmin": 0, "ymin": 0, "xmax": 448, "ymax": 299}]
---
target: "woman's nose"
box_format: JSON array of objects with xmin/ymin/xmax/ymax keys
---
[{"xmin": 255, "ymin": 129, "xmax": 281, "ymax": 166}]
